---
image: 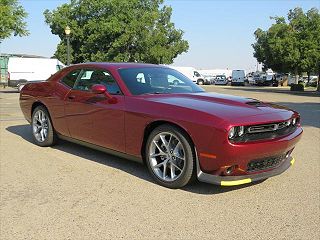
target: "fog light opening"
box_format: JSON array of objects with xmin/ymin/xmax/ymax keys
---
[
  {"xmin": 285, "ymin": 148, "xmax": 294, "ymax": 159},
  {"xmin": 225, "ymin": 165, "xmax": 236, "ymax": 175},
  {"xmin": 286, "ymin": 151, "xmax": 291, "ymax": 158}
]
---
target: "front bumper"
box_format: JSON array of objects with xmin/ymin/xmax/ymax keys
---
[
  {"xmin": 197, "ymin": 155, "xmax": 295, "ymax": 186},
  {"xmin": 215, "ymin": 81, "xmax": 228, "ymax": 85}
]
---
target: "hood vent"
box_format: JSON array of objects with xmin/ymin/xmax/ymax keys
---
[{"xmin": 246, "ymin": 101, "xmax": 264, "ymax": 107}]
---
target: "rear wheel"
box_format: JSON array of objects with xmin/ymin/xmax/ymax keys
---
[
  {"xmin": 32, "ymin": 106, "xmax": 57, "ymax": 147},
  {"xmin": 145, "ymin": 125, "xmax": 195, "ymax": 188}
]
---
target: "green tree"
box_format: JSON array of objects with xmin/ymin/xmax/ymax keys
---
[
  {"xmin": 44, "ymin": 0, "xmax": 189, "ymax": 64},
  {"xmin": 302, "ymin": 8, "xmax": 320, "ymax": 91},
  {"xmin": 252, "ymin": 7, "xmax": 320, "ymax": 89},
  {"xmin": 0, "ymin": 0, "xmax": 29, "ymax": 41}
]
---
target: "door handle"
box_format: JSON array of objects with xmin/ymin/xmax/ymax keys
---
[{"xmin": 68, "ymin": 95, "xmax": 76, "ymax": 100}]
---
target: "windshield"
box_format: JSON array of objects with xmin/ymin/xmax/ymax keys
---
[
  {"xmin": 118, "ymin": 67, "xmax": 205, "ymax": 95},
  {"xmin": 216, "ymin": 75, "xmax": 226, "ymax": 80}
]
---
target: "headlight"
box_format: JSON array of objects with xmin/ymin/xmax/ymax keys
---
[
  {"xmin": 228, "ymin": 127, "xmax": 236, "ymax": 139},
  {"xmin": 238, "ymin": 126, "xmax": 244, "ymax": 136},
  {"xmin": 228, "ymin": 126, "xmax": 245, "ymax": 139},
  {"xmin": 285, "ymin": 120, "xmax": 291, "ymax": 126},
  {"xmin": 292, "ymin": 118, "xmax": 297, "ymax": 125}
]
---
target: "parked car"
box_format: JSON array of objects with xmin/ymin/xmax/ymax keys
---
[
  {"xmin": 247, "ymin": 74, "xmax": 255, "ymax": 85},
  {"xmin": 265, "ymin": 69, "xmax": 274, "ymax": 86},
  {"xmin": 273, "ymin": 73, "xmax": 285, "ymax": 86},
  {"xmin": 20, "ymin": 63, "xmax": 302, "ymax": 189},
  {"xmin": 304, "ymin": 76, "xmax": 318, "ymax": 87},
  {"xmin": 202, "ymin": 74, "xmax": 216, "ymax": 84},
  {"xmin": 214, "ymin": 75, "xmax": 228, "ymax": 85},
  {"xmin": 255, "ymin": 74, "xmax": 269, "ymax": 86},
  {"xmin": 231, "ymin": 70, "xmax": 246, "ymax": 86},
  {"xmin": 253, "ymin": 73, "xmax": 260, "ymax": 84}
]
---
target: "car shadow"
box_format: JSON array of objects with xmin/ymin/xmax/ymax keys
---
[{"xmin": 6, "ymin": 124, "xmax": 262, "ymax": 195}]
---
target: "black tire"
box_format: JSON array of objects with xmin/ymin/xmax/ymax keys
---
[
  {"xmin": 197, "ymin": 79, "xmax": 204, "ymax": 85},
  {"xmin": 145, "ymin": 124, "xmax": 196, "ymax": 188},
  {"xmin": 31, "ymin": 105, "xmax": 58, "ymax": 147}
]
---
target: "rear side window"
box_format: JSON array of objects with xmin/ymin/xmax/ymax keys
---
[{"xmin": 61, "ymin": 69, "xmax": 81, "ymax": 88}]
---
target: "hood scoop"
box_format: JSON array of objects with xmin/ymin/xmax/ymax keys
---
[{"xmin": 246, "ymin": 100, "xmax": 265, "ymax": 107}]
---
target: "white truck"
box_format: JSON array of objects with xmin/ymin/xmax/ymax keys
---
[
  {"xmin": 231, "ymin": 69, "xmax": 246, "ymax": 86},
  {"xmin": 167, "ymin": 66, "xmax": 209, "ymax": 85},
  {"xmin": 7, "ymin": 57, "xmax": 65, "ymax": 91}
]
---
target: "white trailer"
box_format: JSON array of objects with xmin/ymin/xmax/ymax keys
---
[{"xmin": 7, "ymin": 57, "xmax": 65, "ymax": 91}]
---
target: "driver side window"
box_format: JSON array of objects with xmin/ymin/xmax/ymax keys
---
[
  {"xmin": 73, "ymin": 69, "xmax": 121, "ymax": 95},
  {"xmin": 61, "ymin": 69, "xmax": 81, "ymax": 88}
]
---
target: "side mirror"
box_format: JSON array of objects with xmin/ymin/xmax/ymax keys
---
[
  {"xmin": 91, "ymin": 84, "xmax": 117, "ymax": 103},
  {"xmin": 91, "ymin": 84, "xmax": 106, "ymax": 94}
]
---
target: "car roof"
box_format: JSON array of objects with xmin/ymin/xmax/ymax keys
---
[{"xmin": 69, "ymin": 62, "xmax": 164, "ymax": 70}]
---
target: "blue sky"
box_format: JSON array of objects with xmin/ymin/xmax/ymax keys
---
[{"xmin": 1, "ymin": 0, "xmax": 319, "ymax": 71}]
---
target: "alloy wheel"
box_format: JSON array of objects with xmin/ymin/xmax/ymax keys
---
[
  {"xmin": 149, "ymin": 132, "xmax": 185, "ymax": 182},
  {"xmin": 32, "ymin": 110, "xmax": 49, "ymax": 142}
]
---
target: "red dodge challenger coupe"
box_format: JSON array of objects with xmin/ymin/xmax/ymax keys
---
[{"xmin": 19, "ymin": 63, "xmax": 302, "ymax": 188}]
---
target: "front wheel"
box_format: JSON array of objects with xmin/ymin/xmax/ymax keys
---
[
  {"xmin": 197, "ymin": 79, "xmax": 204, "ymax": 85},
  {"xmin": 145, "ymin": 125, "xmax": 196, "ymax": 188},
  {"xmin": 32, "ymin": 106, "xmax": 57, "ymax": 147}
]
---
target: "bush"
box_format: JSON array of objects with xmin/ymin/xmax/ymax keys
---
[{"xmin": 290, "ymin": 83, "xmax": 304, "ymax": 91}]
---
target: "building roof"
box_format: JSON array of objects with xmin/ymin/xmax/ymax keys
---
[{"xmin": 0, "ymin": 53, "xmax": 47, "ymax": 58}]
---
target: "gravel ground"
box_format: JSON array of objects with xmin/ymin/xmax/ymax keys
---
[{"xmin": 0, "ymin": 86, "xmax": 319, "ymax": 240}]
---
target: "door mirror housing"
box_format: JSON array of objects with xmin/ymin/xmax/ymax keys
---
[
  {"xmin": 91, "ymin": 84, "xmax": 117, "ymax": 103},
  {"xmin": 91, "ymin": 84, "xmax": 106, "ymax": 94}
]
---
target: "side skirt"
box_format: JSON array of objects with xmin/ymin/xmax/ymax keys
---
[{"xmin": 57, "ymin": 134, "xmax": 143, "ymax": 164}]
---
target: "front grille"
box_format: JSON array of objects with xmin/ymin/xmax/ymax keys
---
[
  {"xmin": 231, "ymin": 119, "xmax": 299, "ymax": 143},
  {"xmin": 247, "ymin": 154, "xmax": 286, "ymax": 172},
  {"xmin": 247, "ymin": 121, "xmax": 290, "ymax": 133}
]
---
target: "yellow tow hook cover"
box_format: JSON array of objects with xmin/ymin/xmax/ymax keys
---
[{"xmin": 221, "ymin": 178, "xmax": 252, "ymax": 186}]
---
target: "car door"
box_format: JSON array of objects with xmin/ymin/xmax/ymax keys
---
[
  {"xmin": 65, "ymin": 68, "xmax": 126, "ymax": 152},
  {"xmin": 64, "ymin": 69, "xmax": 95, "ymax": 142}
]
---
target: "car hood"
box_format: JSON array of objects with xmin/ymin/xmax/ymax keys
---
[{"xmin": 142, "ymin": 92, "xmax": 295, "ymax": 124}]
